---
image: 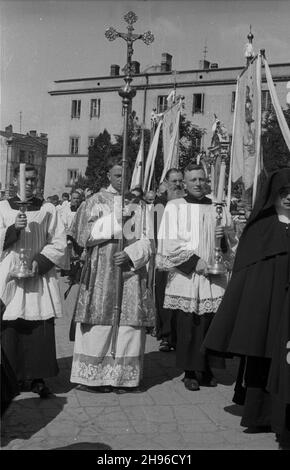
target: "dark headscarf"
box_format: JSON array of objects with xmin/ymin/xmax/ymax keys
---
[
  {"xmin": 233, "ymin": 168, "xmax": 290, "ymax": 272},
  {"xmin": 247, "ymin": 168, "xmax": 290, "ymax": 225}
]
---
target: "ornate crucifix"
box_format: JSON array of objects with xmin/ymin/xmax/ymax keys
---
[{"xmin": 105, "ymin": 11, "xmax": 154, "ymax": 358}]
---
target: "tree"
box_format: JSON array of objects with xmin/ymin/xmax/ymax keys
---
[
  {"xmin": 83, "ymin": 110, "xmax": 206, "ymax": 194},
  {"xmin": 85, "ymin": 129, "xmax": 112, "ymax": 193},
  {"xmin": 262, "ymin": 105, "xmax": 290, "ymax": 172},
  {"xmin": 178, "ymin": 113, "xmax": 205, "ymax": 171}
]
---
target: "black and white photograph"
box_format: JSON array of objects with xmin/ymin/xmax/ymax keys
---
[{"xmin": 1, "ymin": 0, "xmax": 290, "ymax": 453}]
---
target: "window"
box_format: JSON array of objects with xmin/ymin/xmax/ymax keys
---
[
  {"xmin": 231, "ymin": 91, "xmax": 236, "ymax": 112},
  {"xmin": 19, "ymin": 150, "xmax": 25, "ymax": 163},
  {"xmin": 70, "ymin": 137, "xmax": 79, "ymax": 154},
  {"xmin": 262, "ymin": 90, "xmax": 272, "ymax": 112},
  {"xmin": 90, "ymin": 99, "xmax": 101, "ymax": 118},
  {"xmin": 157, "ymin": 95, "xmax": 167, "ymax": 113},
  {"xmin": 88, "ymin": 136, "xmax": 97, "ymax": 147},
  {"xmin": 192, "ymin": 93, "xmax": 204, "ymax": 114},
  {"xmin": 71, "ymin": 100, "xmax": 81, "ymax": 118},
  {"xmin": 67, "ymin": 169, "xmax": 79, "ymax": 186}
]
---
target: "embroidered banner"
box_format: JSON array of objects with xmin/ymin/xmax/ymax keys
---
[{"xmin": 231, "ymin": 56, "xmax": 262, "ymax": 191}]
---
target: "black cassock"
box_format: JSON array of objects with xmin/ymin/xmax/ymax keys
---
[{"xmin": 203, "ymin": 169, "xmax": 290, "ymax": 435}]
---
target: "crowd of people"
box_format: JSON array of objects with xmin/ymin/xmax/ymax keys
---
[{"xmin": 0, "ymin": 159, "xmax": 289, "ymax": 446}]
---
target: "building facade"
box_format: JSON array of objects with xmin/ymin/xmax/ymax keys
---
[
  {"xmin": 0, "ymin": 125, "xmax": 48, "ymax": 198},
  {"xmin": 45, "ymin": 51, "xmax": 290, "ymax": 197}
]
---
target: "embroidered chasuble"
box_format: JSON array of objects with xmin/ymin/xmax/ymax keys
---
[
  {"xmin": 69, "ymin": 186, "xmax": 155, "ymax": 327},
  {"xmin": 69, "ymin": 186, "xmax": 155, "ymax": 387},
  {"xmin": 156, "ymin": 196, "xmax": 237, "ymax": 315}
]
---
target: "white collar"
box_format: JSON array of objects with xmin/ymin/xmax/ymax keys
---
[{"xmin": 106, "ymin": 184, "xmax": 120, "ymax": 195}]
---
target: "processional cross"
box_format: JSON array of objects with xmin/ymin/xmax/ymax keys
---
[{"xmin": 105, "ymin": 12, "xmax": 154, "ymax": 358}]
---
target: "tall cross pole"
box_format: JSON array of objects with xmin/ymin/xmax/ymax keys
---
[{"xmin": 105, "ymin": 11, "xmax": 154, "ymax": 358}]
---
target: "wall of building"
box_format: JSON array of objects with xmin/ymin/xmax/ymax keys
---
[
  {"xmin": 44, "ymin": 61, "xmax": 290, "ymax": 196},
  {"xmin": 44, "ymin": 154, "xmax": 88, "ymax": 198},
  {"xmin": 0, "ymin": 129, "xmax": 47, "ymax": 197}
]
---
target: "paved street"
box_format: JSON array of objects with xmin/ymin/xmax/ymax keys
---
[{"xmin": 1, "ymin": 278, "xmax": 280, "ymax": 451}]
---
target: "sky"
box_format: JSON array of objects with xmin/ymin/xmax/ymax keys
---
[{"xmin": 1, "ymin": 0, "xmax": 290, "ymax": 135}]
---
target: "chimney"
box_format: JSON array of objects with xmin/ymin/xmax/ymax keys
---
[
  {"xmin": 161, "ymin": 53, "xmax": 172, "ymax": 72},
  {"xmin": 199, "ymin": 59, "xmax": 210, "ymax": 70},
  {"xmin": 131, "ymin": 61, "xmax": 140, "ymax": 74},
  {"xmin": 29, "ymin": 130, "xmax": 37, "ymax": 137},
  {"xmin": 5, "ymin": 125, "xmax": 13, "ymax": 136},
  {"xmin": 110, "ymin": 64, "xmax": 120, "ymax": 76}
]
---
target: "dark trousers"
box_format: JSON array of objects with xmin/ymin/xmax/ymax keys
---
[
  {"xmin": 1, "ymin": 318, "xmax": 59, "ymax": 382},
  {"xmin": 175, "ymin": 310, "xmax": 223, "ymax": 372},
  {"xmin": 155, "ymin": 270, "xmax": 176, "ymax": 345}
]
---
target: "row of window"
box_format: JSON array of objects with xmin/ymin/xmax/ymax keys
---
[
  {"xmin": 71, "ymin": 91, "xmax": 272, "ymax": 121},
  {"xmin": 157, "ymin": 90, "xmax": 272, "ymax": 114},
  {"xmin": 69, "ymin": 90, "xmax": 272, "ymax": 154},
  {"xmin": 71, "ymin": 99, "xmax": 101, "ymax": 119},
  {"xmin": 69, "ymin": 136, "xmax": 97, "ymax": 154}
]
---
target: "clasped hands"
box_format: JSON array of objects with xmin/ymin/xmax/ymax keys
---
[{"xmin": 113, "ymin": 251, "xmax": 131, "ymax": 267}]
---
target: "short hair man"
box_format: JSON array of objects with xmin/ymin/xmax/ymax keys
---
[
  {"xmin": 69, "ymin": 154, "xmax": 154, "ymax": 393},
  {"xmin": 156, "ymin": 164, "xmax": 236, "ymax": 390},
  {"xmin": 153, "ymin": 168, "xmax": 184, "ymax": 352},
  {"xmin": 144, "ymin": 190, "xmax": 156, "ymax": 205},
  {"xmin": 0, "ymin": 164, "xmax": 67, "ymax": 397}
]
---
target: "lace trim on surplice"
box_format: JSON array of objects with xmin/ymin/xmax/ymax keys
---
[{"xmin": 163, "ymin": 294, "xmax": 223, "ymax": 315}]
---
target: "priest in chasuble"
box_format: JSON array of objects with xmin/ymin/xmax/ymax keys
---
[
  {"xmin": 156, "ymin": 164, "xmax": 237, "ymax": 391},
  {"xmin": 69, "ymin": 155, "xmax": 155, "ymax": 393}
]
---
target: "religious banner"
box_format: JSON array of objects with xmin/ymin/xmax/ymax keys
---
[
  {"xmin": 231, "ymin": 55, "xmax": 262, "ymax": 193},
  {"xmin": 160, "ymin": 102, "xmax": 181, "ymax": 182},
  {"xmin": 130, "ymin": 130, "xmax": 144, "ymax": 190},
  {"xmin": 162, "ymin": 100, "xmax": 181, "ymax": 167},
  {"xmin": 143, "ymin": 120, "xmax": 162, "ymax": 192},
  {"xmin": 263, "ymin": 57, "xmax": 290, "ymax": 153}
]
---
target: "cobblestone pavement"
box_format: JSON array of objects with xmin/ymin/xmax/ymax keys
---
[{"xmin": 1, "ymin": 279, "xmax": 281, "ymax": 450}]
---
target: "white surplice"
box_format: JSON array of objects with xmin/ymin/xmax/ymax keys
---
[
  {"xmin": 156, "ymin": 198, "xmax": 237, "ymax": 315},
  {"xmin": 0, "ymin": 201, "xmax": 68, "ymax": 321}
]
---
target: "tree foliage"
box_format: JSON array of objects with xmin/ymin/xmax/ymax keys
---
[
  {"xmin": 82, "ymin": 109, "xmax": 205, "ymax": 192},
  {"xmin": 262, "ymin": 105, "xmax": 290, "ymax": 172},
  {"xmin": 178, "ymin": 113, "xmax": 205, "ymax": 171},
  {"xmin": 84, "ymin": 129, "xmax": 112, "ymax": 193}
]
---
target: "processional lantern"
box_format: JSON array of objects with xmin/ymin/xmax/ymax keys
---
[
  {"xmin": 207, "ymin": 117, "xmax": 231, "ymax": 275},
  {"xmin": 10, "ymin": 163, "xmax": 34, "ymax": 279}
]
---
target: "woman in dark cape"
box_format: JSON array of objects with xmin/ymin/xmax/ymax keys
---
[
  {"xmin": 1, "ymin": 301, "xmax": 19, "ymax": 416},
  {"xmin": 203, "ymin": 168, "xmax": 290, "ymax": 440}
]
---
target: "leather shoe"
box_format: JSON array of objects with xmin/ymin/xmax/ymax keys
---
[
  {"xmin": 198, "ymin": 372, "xmax": 218, "ymax": 387},
  {"xmin": 31, "ymin": 379, "xmax": 52, "ymax": 398},
  {"xmin": 183, "ymin": 378, "xmax": 200, "ymax": 391}
]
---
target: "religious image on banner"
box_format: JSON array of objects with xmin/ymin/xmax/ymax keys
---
[
  {"xmin": 231, "ymin": 57, "xmax": 261, "ymax": 190},
  {"xmin": 162, "ymin": 101, "xmax": 180, "ymax": 167}
]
